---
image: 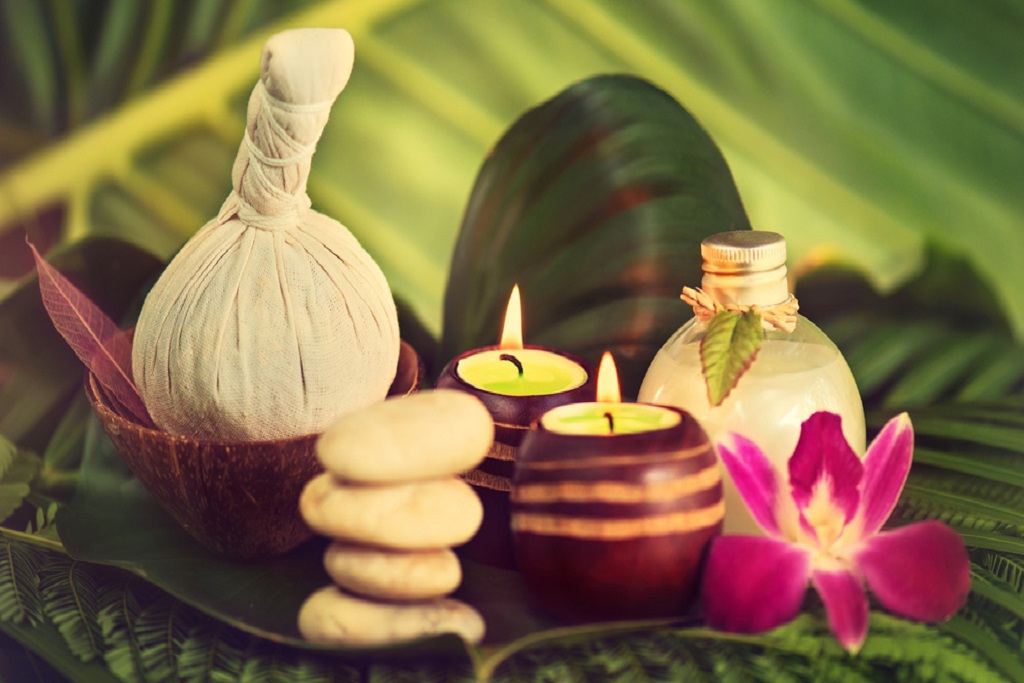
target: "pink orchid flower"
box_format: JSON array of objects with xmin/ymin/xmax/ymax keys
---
[{"xmin": 701, "ymin": 411, "xmax": 970, "ymax": 652}]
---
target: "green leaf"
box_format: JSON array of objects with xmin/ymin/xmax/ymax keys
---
[
  {"xmin": 55, "ymin": 411, "xmax": 509, "ymax": 663},
  {"xmin": 39, "ymin": 560, "xmax": 105, "ymax": 664},
  {"xmin": 0, "ymin": 534, "xmax": 479, "ymax": 682},
  {"xmin": 439, "ymin": 73, "xmax": 749, "ymax": 394},
  {"xmin": 177, "ymin": 622, "xmax": 248, "ymax": 683},
  {"xmin": 937, "ymin": 615, "xmax": 1024, "ymax": 683},
  {"xmin": 700, "ymin": 309, "xmax": 764, "ymax": 407},
  {"xmin": 0, "ymin": 535, "xmax": 43, "ymax": 626},
  {"xmin": 97, "ymin": 574, "xmax": 150, "ymax": 683},
  {"xmin": 0, "ymin": 615, "xmax": 123, "ymax": 683},
  {"xmin": 804, "ymin": 249, "xmax": 1024, "ymax": 412},
  {"xmin": 970, "ymin": 563, "xmax": 1024, "ymax": 623},
  {"xmin": 485, "ymin": 611, "xmax": 1012, "ymax": 683},
  {"xmin": 135, "ymin": 595, "xmax": 193, "ymax": 682}
]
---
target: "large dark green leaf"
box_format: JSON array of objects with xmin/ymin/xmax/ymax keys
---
[
  {"xmin": 440, "ymin": 74, "xmax": 749, "ymax": 394},
  {"xmin": 55, "ymin": 416, "xmax": 478, "ymax": 662},
  {"xmin": 0, "ymin": 615, "xmax": 122, "ymax": 683},
  {"xmin": 0, "ymin": 534, "xmax": 481, "ymax": 683}
]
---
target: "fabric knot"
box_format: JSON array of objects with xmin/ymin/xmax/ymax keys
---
[{"xmin": 217, "ymin": 191, "xmax": 311, "ymax": 232}]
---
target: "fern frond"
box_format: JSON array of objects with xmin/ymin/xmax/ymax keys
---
[
  {"xmin": 910, "ymin": 414, "xmax": 1024, "ymax": 454},
  {"xmin": 958, "ymin": 554, "xmax": 1024, "ymax": 652},
  {"xmin": 236, "ymin": 644, "xmax": 275, "ymax": 683},
  {"xmin": 902, "ymin": 482, "xmax": 1024, "ymax": 527},
  {"xmin": 0, "ymin": 534, "xmax": 43, "ymax": 625},
  {"xmin": 584, "ymin": 636, "xmax": 656, "ymax": 683},
  {"xmin": 97, "ymin": 574, "xmax": 150, "ymax": 683},
  {"xmin": 272, "ymin": 658, "xmax": 334, "ymax": 683},
  {"xmin": 909, "ymin": 469, "xmax": 1024, "ymax": 509},
  {"xmin": 236, "ymin": 641, "xmax": 288, "ymax": 683},
  {"xmin": 747, "ymin": 652, "xmax": 810, "ymax": 683},
  {"xmin": 844, "ymin": 321, "xmax": 942, "ymax": 397},
  {"xmin": 882, "ymin": 333, "xmax": 1005, "ymax": 408},
  {"xmin": 39, "ymin": 557, "xmax": 105, "ymax": 662},
  {"xmin": 960, "ymin": 599, "xmax": 1021, "ymax": 655},
  {"xmin": 911, "ymin": 447, "xmax": 1024, "ymax": 488},
  {"xmin": 937, "ymin": 615, "xmax": 1024, "ymax": 682},
  {"xmin": 859, "ymin": 613, "xmax": 1005, "ymax": 683},
  {"xmin": 134, "ymin": 594, "xmax": 196, "ymax": 683},
  {"xmin": 898, "ymin": 467, "xmax": 1024, "ymax": 543},
  {"xmin": 177, "ymin": 622, "xmax": 245, "ymax": 683},
  {"xmin": 971, "ymin": 565, "xmax": 1024, "ymax": 622},
  {"xmin": 387, "ymin": 659, "xmax": 476, "ymax": 683},
  {"xmin": 980, "ymin": 551, "xmax": 1024, "ymax": 592}
]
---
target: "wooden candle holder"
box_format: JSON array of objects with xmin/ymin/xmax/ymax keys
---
[
  {"xmin": 511, "ymin": 407, "xmax": 722, "ymax": 621},
  {"xmin": 436, "ymin": 345, "xmax": 595, "ymax": 568}
]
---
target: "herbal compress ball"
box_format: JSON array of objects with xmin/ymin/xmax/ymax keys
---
[{"xmin": 133, "ymin": 28, "xmax": 399, "ymax": 441}]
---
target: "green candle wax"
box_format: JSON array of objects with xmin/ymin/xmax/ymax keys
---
[
  {"xmin": 456, "ymin": 349, "xmax": 588, "ymax": 396},
  {"xmin": 540, "ymin": 402, "xmax": 682, "ymax": 436}
]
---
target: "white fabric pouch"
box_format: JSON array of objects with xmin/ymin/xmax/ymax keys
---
[{"xmin": 133, "ymin": 28, "xmax": 400, "ymax": 441}]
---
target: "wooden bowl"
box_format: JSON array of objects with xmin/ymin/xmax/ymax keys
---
[{"xmin": 85, "ymin": 340, "xmax": 423, "ymax": 559}]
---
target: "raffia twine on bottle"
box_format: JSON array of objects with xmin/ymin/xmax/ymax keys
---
[{"xmin": 681, "ymin": 286, "xmax": 799, "ymax": 333}]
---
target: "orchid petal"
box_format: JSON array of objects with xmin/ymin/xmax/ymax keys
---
[
  {"xmin": 853, "ymin": 521, "xmax": 971, "ymax": 622},
  {"xmin": 702, "ymin": 535, "xmax": 811, "ymax": 634},
  {"xmin": 789, "ymin": 412, "xmax": 863, "ymax": 526},
  {"xmin": 855, "ymin": 413, "xmax": 914, "ymax": 538},
  {"xmin": 811, "ymin": 567, "xmax": 869, "ymax": 653},
  {"xmin": 718, "ymin": 433, "xmax": 783, "ymax": 536}
]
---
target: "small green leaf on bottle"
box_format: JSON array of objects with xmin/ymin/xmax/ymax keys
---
[{"xmin": 701, "ymin": 309, "xmax": 764, "ymax": 406}]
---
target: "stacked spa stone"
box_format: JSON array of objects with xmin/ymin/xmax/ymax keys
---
[{"xmin": 297, "ymin": 390, "xmax": 494, "ymax": 646}]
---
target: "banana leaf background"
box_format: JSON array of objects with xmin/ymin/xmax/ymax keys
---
[{"xmin": 1, "ymin": 0, "xmax": 1024, "ymax": 681}]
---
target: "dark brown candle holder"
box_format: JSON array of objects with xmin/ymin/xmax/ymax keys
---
[
  {"xmin": 436, "ymin": 345, "xmax": 596, "ymax": 568},
  {"xmin": 511, "ymin": 406, "xmax": 722, "ymax": 622}
]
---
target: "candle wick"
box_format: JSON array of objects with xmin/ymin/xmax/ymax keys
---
[
  {"xmin": 499, "ymin": 353, "xmax": 525, "ymax": 378},
  {"xmin": 603, "ymin": 411, "xmax": 615, "ymax": 433}
]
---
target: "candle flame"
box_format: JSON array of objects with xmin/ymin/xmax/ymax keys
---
[
  {"xmin": 499, "ymin": 284, "xmax": 524, "ymax": 350},
  {"xmin": 596, "ymin": 351, "xmax": 621, "ymax": 403}
]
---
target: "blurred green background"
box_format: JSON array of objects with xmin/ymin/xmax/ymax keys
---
[
  {"xmin": 2, "ymin": 0, "xmax": 1021, "ymax": 339},
  {"xmin": 2, "ymin": 3, "xmax": 1024, "ymax": 680}
]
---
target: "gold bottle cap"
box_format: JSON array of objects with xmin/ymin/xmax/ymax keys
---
[{"xmin": 701, "ymin": 231, "xmax": 787, "ymax": 275}]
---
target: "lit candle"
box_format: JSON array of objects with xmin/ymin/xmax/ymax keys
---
[
  {"xmin": 443, "ymin": 285, "xmax": 589, "ymax": 396},
  {"xmin": 437, "ymin": 285, "xmax": 596, "ymax": 567},
  {"xmin": 511, "ymin": 352, "xmax": 723, "ymax": 622},
  {"xmin": 539, "ymin": 353, "xmax": 682, "ymax": 435}
]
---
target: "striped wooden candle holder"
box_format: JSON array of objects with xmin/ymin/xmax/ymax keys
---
[
  {"xmin": 436, "ymin": 346, "xmax": 595, "ymax": 568},
  {"xmin": 510, "ymin": 407, "xmax": 722, "ymax": 621}
]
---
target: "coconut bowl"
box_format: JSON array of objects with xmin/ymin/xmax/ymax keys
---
[{"xmin": 85, "ymin": 340, "xmax": 423, "ymax": 559}]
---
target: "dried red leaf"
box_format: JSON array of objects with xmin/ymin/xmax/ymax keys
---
[{"xmin": 29, "ymin": 241, "xmax": 154, "ymax": 427}]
